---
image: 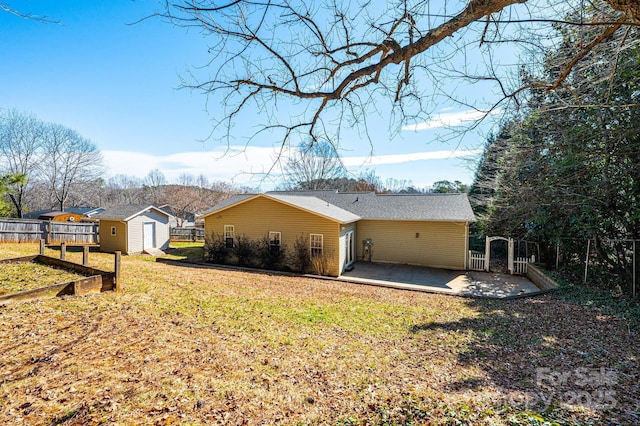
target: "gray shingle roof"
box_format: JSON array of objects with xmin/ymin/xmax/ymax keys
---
[
  {"xmin": 93, "ymin": 205, "xmax": 171, "ymax": 221},
  {"xmin": 268, "ymin": 194, "xmax": 360, "ymax": 223},
  {"xmin": 198, "ymin": 194, "xmax": 256, "ymax": 217},
  {"xmin": 202, "ymin": 191, "xmax": 476, "ymax": 223},
  {"xmin": 199, "ymin": 194, "xmax": 360, "ymax": 224},
  {"xmin": 268, "ymin": 191, "xmax": 476, "ymax": 222}
]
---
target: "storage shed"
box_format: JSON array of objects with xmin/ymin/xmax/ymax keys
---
[{"xmin": 94, "ymin": 205, "xmax": 172, "ymax": 254}]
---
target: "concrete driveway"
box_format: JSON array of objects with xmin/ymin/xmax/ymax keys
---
[{"xmin": 338, "ymin": 261, "xmax": 543, "ymax": 299}]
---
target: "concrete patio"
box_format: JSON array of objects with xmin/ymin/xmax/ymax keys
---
[{"xmin": 338, "ymin": 261, "xmax": 544, "ymax": 299}]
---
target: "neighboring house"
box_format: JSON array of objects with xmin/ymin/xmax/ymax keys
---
[
  {"xmin": 64, "ymin": 207, "xmax": 106, "ymax": 218},
  {"xmin": 23, "ymin": 210, "xmax": 86, "ymax": 223},
  {"xmin": 94, "ymin": 205, "xmax": 173, "ymax": 254},
  {"xmin": 24, "ymin": 207, "xmax": 104, "ymax": 222},
  {"xmin": 200, "ymin": 191, "xmax": 476, "ymax": 276}
]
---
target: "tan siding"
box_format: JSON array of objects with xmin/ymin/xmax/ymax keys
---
[
  {"xmin": 50, "ymin": 213, "xmax": 85, "ymax": 223},
  {"xmin": 204, "ymin": 196, "xmax": 342, "ymax": 276},
  {"xmin": 99, "ymin": 220, "xmax": 128, "ymax": 254},
  {"xmin": 356, "ymin": 220, "xmax": 468, "ymax": 270}
]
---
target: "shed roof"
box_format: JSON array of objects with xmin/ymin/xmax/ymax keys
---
[{"xmin": 93, "ymin": 205, "xmax": 172, "ymax": 221}]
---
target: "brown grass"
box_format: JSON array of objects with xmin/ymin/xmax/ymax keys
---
[
  {"xmin": 0, "ymin": 261, "xmax": 85, "ymax": 295},
  {"xmin": 0, "ymin": 243, "xmax": 638, "ymax": 425}
]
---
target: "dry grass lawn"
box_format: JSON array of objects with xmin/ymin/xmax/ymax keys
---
[
  {"xmin": 0, "ymin": 261, "xmax": 85, "ymax": 295},
  {"xmin": 0, "ymin": 243, "xmax": 638, "ymax": 425}
]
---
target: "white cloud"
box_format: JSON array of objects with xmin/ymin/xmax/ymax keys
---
[
  {"xmin": 102, "ymin": 145, "xmax": 289, "ymax": 188},
  {"xmin": 402, "ymin": 109, "xmax": 502, "ymax": 132},
  {"xmin": 342, "ymin": 149, "xmax": 482, "ymax": 167},
  {"xmin": 102, "ymin": 146, "xmax": 482, "ymax": 189}
]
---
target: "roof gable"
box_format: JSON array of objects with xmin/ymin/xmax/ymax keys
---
[
  {"xmin": 94, "ymin": 205, "xmax": 172, "ymax": 221},
  {"xmin": 200, "ymin": 194, "xmax": 360, "ymax": 224}
]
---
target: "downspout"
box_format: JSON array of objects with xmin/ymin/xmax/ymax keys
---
[{"xmin": 464, "ymin": 222, "xmax": 469, "ymax": 270}]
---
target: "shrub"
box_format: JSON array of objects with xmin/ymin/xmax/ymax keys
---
[
  {"xmin": 257, "ymin": 235, "xmax": 288, "ymax": 270},
  {"xmin": 290, "ymin": 235, "xmax": 310, "ymax": 273},
  {"xmin": 204, "ymin": 232, "xmax": 230, "ymax": 264},
  {"xmin": 233, "ymin": 235, "xmax": 257, "ymax": 267},
  {"xmin": 310, "ymin": 253, "xmax": 331, "ymax": 276}
]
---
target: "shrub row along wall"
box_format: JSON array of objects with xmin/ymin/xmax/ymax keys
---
[{"xmin": 204, "ymin": 233, "xmax": 331, "ymax": 275}]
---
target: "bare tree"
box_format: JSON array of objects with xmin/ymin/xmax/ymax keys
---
[
  {"xmin": 0, "ymin": 2, "xmax": 58, "ymax": 23},
  {"xmin": 282, "ymin": 141, "xmax": 347, "ymax": 190},
  {"xmin": 39, "ymin": 123, "xmax": 105, "ymax": 211},
  {"xmin": 0, "ymin": 109, "xmax": 44, "ymax": 217},
  {"xmin": 162, "ymin": 173, "xmax": 237, "ymax": 226},
  {"xmin": 144, "ymin": 169, "xmax": 167, "ymax": 205},
  {"xmin": 104, "ymin": 174, "xmax": 146, "ymax": 206},
  {"xmin": 161, "ymin": 0, "xmax": 639, "ymax": 153}
]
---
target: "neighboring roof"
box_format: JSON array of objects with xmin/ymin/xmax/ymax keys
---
[
  {"xmin": 199, "ymin": 194, "xmax": 360, "ymax": 224},
  {"xmin": 268, "ymin": 191, "xmax": 477, "ymax": 222},
  {"xmin": 23, "ymin": 207, "xmax": 105, "ymax": 219},
  {"xmin": 38, "ymin": 211, "xmax": 68, "ymax": 219},
  {"xmin": 64, "ymin": 207, "xmax": 105, "ymax": 217},
  {"xmin": 93, "ymin": 205, "xmax": 172, "ymax": 221},
  {"xmin": 201, "ymin": 191, "xmax": 475, "ymax": 223}
]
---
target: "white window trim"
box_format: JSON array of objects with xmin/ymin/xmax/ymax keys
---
[
  {"xmin": 224, "ymin": 225, "xmax": 235, "ymax": 248},
  {"xmin": 269, "ymin": 231, "xmax": 281, "ymax": 248},
  {"xmin": 310, "ymin": 233, "xmax": 323, "ymax": 257}
]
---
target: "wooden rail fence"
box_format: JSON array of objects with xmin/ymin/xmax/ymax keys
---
[{"xmin": 0, "ymin": 218, "xmax": 99, "ymax": 244}]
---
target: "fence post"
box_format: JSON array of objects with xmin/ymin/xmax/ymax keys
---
[
  {"xmin": 583, "ymin": 239, "xmax": 590, "ymax": 285},
  {"xmin": 60, "ymin": 241, "xmax": 66, "ymax": 261},
  {"xmin": 39, "ymin": 239, "xmax": 45, "ymax": 255},
  {"xmin": 114, "ymin": 251, "xmax": 122, "ymax": 293},
  {"xmin": 83, "ymin": 245, "xmax": 89, "ymax": 266}
]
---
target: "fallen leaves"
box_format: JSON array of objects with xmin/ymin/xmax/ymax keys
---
[{"xmin": 0, "ymin": 243, "xmax": 638, "ymax": 424}]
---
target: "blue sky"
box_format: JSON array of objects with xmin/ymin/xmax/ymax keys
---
[{"xmin": 1, "ymin": 1, "xmax": 508, "ymax": 190}]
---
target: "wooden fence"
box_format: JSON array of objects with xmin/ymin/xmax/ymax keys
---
[
  {"xmin": 170, "ymin": 227, "xmax": 205, "ymax": 242},
  {"xmin": 0, "ymin": 218, "xmax": 99, "ymax": 244}
]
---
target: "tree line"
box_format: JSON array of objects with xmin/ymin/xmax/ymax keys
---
[
  {"xmin": 470, "ymin": 3, "xmax": 639, "ymax": 294},
  {"xmin": 0, "ymin": 109, "xmax": 242, "ymax": 221},
  {"xmin": 0, "ymin": 111, "xmax": 467, "ymax": 220}
]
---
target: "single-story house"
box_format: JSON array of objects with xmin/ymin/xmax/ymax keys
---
[
  {"xmin": 93, "ymin": 205, "xmax": 172, "ymax": 254},
  {"xmin": 200, "ymin": 191, "xmax": 476, "ymax": 276},
  {"xmin": 23, "ymin": 209, "xmax": 87, "ymax": 222}
]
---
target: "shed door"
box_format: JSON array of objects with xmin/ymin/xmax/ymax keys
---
[{"xmin": 143, "ymin": 222, "xmax": 155, "ymax": 249}]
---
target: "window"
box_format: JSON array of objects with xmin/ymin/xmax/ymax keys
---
[
  {"xmin": 224, "ymin": 225, "xmax": 235, "ymax": 248},
  {"xmin": 110, "ymin": 226, "xmax": 116, "ymax": 237},
  {"xmin": 269, "ymin": 231, "xmax": 281, "ymax": 253},
  {"xmin": 310, "ymin": 233, "xmax": 323, "ymax": 258}
]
